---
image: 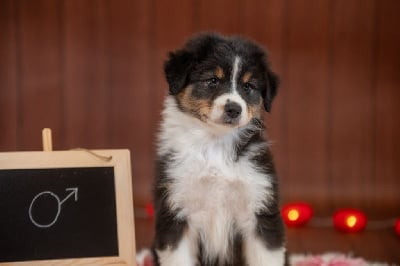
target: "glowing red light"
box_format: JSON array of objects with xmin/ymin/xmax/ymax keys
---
[
  {"xmin": 282, "ymin": 202, "xmax": 313, "ymax": 227},
  {"xmin": 395, "ymin": 218, "xmax": 400, "ymax": 237},
  {"xmin": 333, "ymin": 208, "xmax": 367, "ymax": 233},
  {"xmin": 145, "ymin": 202, "xmax": 155, "ymax": 218}
]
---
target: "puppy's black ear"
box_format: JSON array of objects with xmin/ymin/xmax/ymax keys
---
[
  {"xmin": 263, "ymin": 70, "xmax": 279, "ymax": 112},
  {"xmin": 164, "ymin": 50, "xmax": 194, "ymax": 95}
]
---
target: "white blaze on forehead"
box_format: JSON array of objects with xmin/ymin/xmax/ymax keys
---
[
  {"xmin": 231, "ymin": 56, "xmax": 241, "ymax": 93},
  {"xmin": 209, "ymin": 55, "xmax": 252, "ymax": 127}
]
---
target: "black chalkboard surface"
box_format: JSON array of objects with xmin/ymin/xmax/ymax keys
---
[{"xmin": 0, "ymin": 167, "xmax": 119, "ymax": 262}]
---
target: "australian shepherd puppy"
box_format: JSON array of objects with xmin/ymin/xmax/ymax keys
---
[{"xmin": 153, "ymin": 33, "xmax": 285, "ymax": 266}]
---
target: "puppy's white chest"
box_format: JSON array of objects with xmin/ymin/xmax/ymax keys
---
[
  {"xmin": 170, "ymin": 147, "xmax": 252, "ymax": 212},
  {"xmin": 175, "ymin": 168, "xmax": 253, "ymax": 218},
  {"xmin": 168, "ymin": 141, "xmax": 271, "ymax": 216},
  {"xmin": 167, "ymin": 143, "xmax": 271, "ymax": 259}
]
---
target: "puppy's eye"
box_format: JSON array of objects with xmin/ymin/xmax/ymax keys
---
[
  {"xmin": 243, "ymin": 82, "xmax": 255, "ymax": 92},
  {"xmin": 207, "ymin": 77, "xmax": 219, "ymax": 87}
]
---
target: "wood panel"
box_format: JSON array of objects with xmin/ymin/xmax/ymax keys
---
[
  {"xmin": 0, "ymin": 0, "xmax": 17, "ymax": 151},
  {"xmin": 108, "ymin": 0, "xmax": 153, "ymax": 216},
  {"xmin": 375, "ymin": 0, "xmax": 400, "ymax": 216},
  {"xmin": 329, "ymin": 0, "xmax": 377, "ymax": 211},
  {"xmin": 63, "ymin": 0, "xmax": 109, "ymax": 149},
  {"xmin": 194, "ymin": 0, "xmax": 241, "ymax": 34},
  {"xmin": 17, "ymin": 0, "xmax": 63, "ymax": 150},
  {"xmin": 282, "ymin": 0, "xmax": 331, "ymax": 214}
]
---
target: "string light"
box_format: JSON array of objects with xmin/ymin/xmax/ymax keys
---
[
  {"xmin": 395, "ymin": 218, "xmax": 400, "ymax": 236},
  {"xmin": 346, "ymin": 216, "xmax": 357, "ymax": 228},
  {"xmin": 136, "ymin": 202, "xmax": 399, "ymax": 236},
  {"xmin": 333, "ymin": 209, "xmax": 367, "ymax": 233},
  {"xmin": 279, "ymin": 202, "xmax": 399, "ymax": 236},
  {"xmin": 145, "ymin": 202, "xmax": 155, "ymax": 218},
  {"xmin": 282, "ymin": 202, "xmax": 313, "ymax": 227},
  {"xmin": 288, "ymin": 209, "xmax": 300, "ymax": 221}
]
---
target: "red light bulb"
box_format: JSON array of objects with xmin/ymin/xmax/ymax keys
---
[
  {"xmin": 395, "ymin": 218, "xmax": 400, "ymax": 237},
  {"xmin": 333, "ymin": 208, "xmax": 367, "ymax": 233},
  {"xmin": 145, "ymin": 202, "xmax": 155, "ymax": 218},
  {"xmin": 282, "ymin": 202, "xmax": 313, "ymax": 227}
]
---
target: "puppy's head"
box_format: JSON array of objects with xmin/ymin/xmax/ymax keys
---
[{"xmin": 164, "ymin": 33, "xmax": 279, "ymax": 128}]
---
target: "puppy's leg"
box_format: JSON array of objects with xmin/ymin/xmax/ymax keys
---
[
  {"xmin": 245, "ymin": 211, "xmax": 285, "ymax": 266},
  {"xmin": 156, "ymin": 231, "xmax": 197, "ymax": 266},
  {"xmin": 153, "ymin": 204, "xmax": 196, "ymax": 265}
]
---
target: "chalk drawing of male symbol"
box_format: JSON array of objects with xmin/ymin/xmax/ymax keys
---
[{"xmin": 29, "ymin": 188, "xmax": 78, "ymax": 228}]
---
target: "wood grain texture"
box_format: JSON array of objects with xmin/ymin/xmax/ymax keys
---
[
  {"xmin": 194, "ymin": 0, "xmax": 241, "ymax": 34},
  {"xmin": 374, "ymin": 0, "xmax": 400, "ymax": 216},
  {"xmin": 281, "ymin": 0, "xmax": 331, "ymax": 214},
  {"xmin": 329, "ymin": 0, "xmax": 377, "ymax": 211},
  {"xmin": 108, "ymin": 0, "xmax": 153, "ymax": 205},
  {"xmin": 0, "ymin": 0, "xmax": 18, "ymax": 151},
  {"xmin": 17, "ymin": 0, "xmax": 63, "ymax": 150},
  {"xmin": 63, "ymin": 0, "xmax": 109, "ymax": 149}
]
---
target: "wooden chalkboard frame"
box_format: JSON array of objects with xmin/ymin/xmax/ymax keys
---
[{"xmin": 0, "ymin": 149, "xmax": 136, "ymax": 266}]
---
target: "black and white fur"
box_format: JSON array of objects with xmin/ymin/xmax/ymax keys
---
[{"xmin": 153, "ymin": 33, "xmax": 285, "ymax": 266}]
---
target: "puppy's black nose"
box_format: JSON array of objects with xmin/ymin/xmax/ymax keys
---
[{"xmin": 224, "ymin": 102, "xmax": 242, "ymax": 118}]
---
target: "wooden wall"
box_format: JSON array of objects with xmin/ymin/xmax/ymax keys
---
[{"xmin": 1, "ymin": 0, "xmax": 400, "ymax": 258}]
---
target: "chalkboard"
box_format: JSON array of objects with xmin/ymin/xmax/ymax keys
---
[{"xmin": 0, "ymin": 150, "xmax": 135, "ymax": 265}]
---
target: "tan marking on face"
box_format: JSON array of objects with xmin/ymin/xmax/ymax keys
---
[
  {"xmin": 247, "ymin": 99, "xmax": 263, "ymax": 121},
  {"xmin": 177, "ymin": 86, "xmax": 212, "ymax": 122},
  {"xmin": 215, "ymin": 66, "xmax": 225, "ymax": 79},
  {"xmin": 242, "ymin": 72, "xmax": 252, "ymax": 83}
]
